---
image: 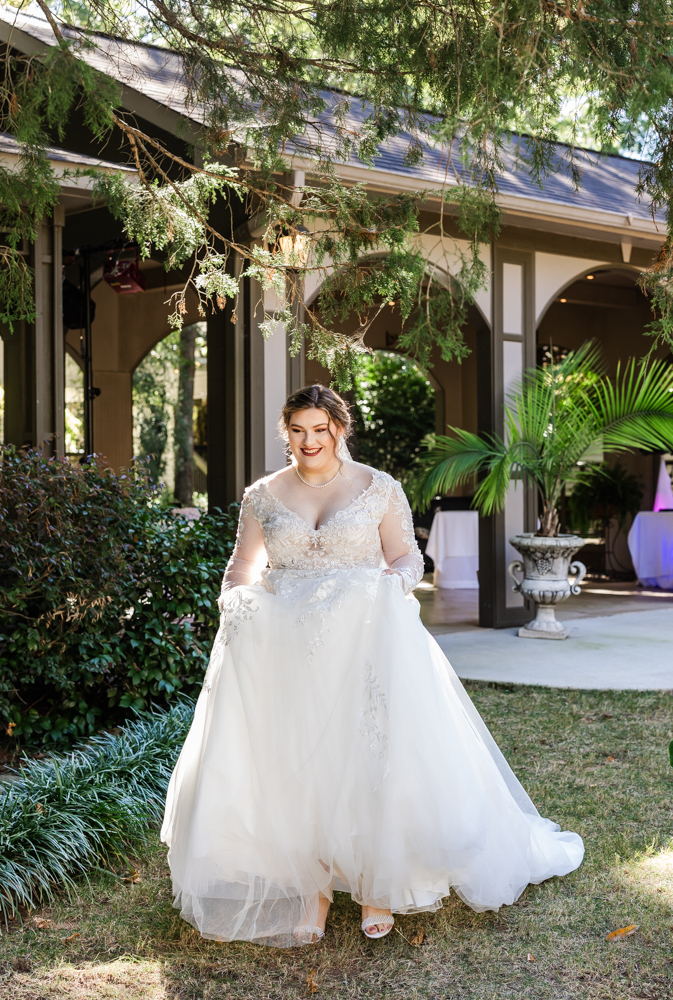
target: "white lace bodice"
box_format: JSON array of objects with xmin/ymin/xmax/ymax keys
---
[{"xmin": 220, "ymin": 469, "xmax": 424, "ymax": 598}]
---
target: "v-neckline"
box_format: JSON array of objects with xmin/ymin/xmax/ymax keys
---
[{"xmin": 263, "ymin": 470, "xmax": 381, "ymax": 532}]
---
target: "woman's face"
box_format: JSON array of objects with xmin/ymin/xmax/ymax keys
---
[{"xmin": 286, "ymin": 407, "xmax": 342, "ymax": 469}]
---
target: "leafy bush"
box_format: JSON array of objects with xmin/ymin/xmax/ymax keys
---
[
  {"xmin": 0, "ymin": 700, "xmax": 194, "ymax": 919},
  {"xmin": 353, "ymin": 350, "xmax": 436, "ymax": 488},
  {"xmin": 567, "ymin": 461, "xmax": 644, "ymax": 537},
  {"xmin": 0, "ymin": 447, "xmax": 236, "ymax": 745}
]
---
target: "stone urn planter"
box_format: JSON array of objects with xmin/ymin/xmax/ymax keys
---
[{"xmin": 507, "ymin": 534, "xmax": 587, "ymax": 639}]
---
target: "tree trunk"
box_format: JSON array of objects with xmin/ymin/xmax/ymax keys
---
[
  {"xmin": 537, "ymin": 501, "xmax": 559, "ymax": 537},
  {"xmin": 174, "ymin": 323, "xmax": 197, "ymax": 505}
]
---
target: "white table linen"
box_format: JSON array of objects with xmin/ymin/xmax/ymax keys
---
[
  {"xmin": 425, "ymin": 510, "xmax": 479, "ymax": 589},
  {"xmin": 627, "ymin": 511, "xmax": 673, "ymax": 590}
]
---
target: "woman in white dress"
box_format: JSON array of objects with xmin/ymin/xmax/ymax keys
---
[{"xmin": 161, "ymin": 384, "xmax": 583, "ymax": 946}]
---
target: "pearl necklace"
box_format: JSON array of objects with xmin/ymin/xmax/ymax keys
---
[{"xmin": 295, "ymin": 466, "xmax": 340, "ymax": 488}]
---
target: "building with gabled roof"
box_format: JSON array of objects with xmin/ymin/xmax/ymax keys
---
[{"xmin": 1, "ymin": 6, "xmax": 668, "ymax": 627}]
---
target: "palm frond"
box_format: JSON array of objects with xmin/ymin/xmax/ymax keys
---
[
  {"xmin": 588, "ymin": 359, "xmax": 673, "ymax": 453},
  {"xmin": 411, "ymin": 340, "xmax": 673, "ymax": 525},
  {"xmin": 472, "ymin": 451, "xmax": 516, "ymax": 514},
  {"xmin": 412, "ymin": 430, "xmax": 506, "ymax": 510}
]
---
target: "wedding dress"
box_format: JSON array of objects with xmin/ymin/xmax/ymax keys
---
[{"xmin": 161, "ymin": 466, "xmax": 584, "ymax": 947}]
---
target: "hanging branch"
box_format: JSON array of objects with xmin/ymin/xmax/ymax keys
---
[{"xmin": 3, "ymin": 0, "xmax": 673, "ymax": 379}]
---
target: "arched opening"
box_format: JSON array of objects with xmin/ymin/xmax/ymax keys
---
[
  {"xmin": 537, "ymin": 266, "xmax": 670, "ymax": 579},
  {"xmin": 305, "ymin": 285, "xmax": 481, "ymax": 489},
  {"xmin": 350, "ymin": 349, "xmax": 436, "ymax": 483},
  {"xmin": 58, "ymin": 248, "xmax": 202, "ymax": 474},
  {"xmin": 304, "ymin": 276, "xmax": 483, "ymax": 630},
  {"xmin": 131, "ymin": 321, "xmax": 208, "ymax": 501},
  {"xmin": 537, "ymin": 266, "xmax": 663, "ymax": 374}
]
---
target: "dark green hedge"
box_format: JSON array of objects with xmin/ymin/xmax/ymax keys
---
[
  {"xmin": 0, "ymin": 447, "xmax": 236, "ymax": 745},
  {"xmin": 353, "ymin": 350, "xmax": 435, "ymax": 491}
]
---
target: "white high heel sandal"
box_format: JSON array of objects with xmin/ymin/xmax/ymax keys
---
[
  {"xmin": 293, "ymin": 925, "xmax": 325, "ymax": 945},
  {"xmin": 361, "ymin": 913, "xmax": 395, "ymax": 939},
  {"xmin": 294, "ymin": 896, "xmax": 331, "ymax": 945}
]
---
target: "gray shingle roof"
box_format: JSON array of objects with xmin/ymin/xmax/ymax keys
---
[
  {"xmin": 1, "ymin": 6, "xmax": 660, "ymax": 224},
  {"xmin": 0, "ymin": 7, "xmax": 191, "ymax": 118},
  {"xmin": 0, "ymin": 131, "xmax": 132, "ymax": 170}
]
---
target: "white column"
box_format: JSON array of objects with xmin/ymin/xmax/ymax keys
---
[
  {"xmin": 502, "ymin": 263, "xmax": 525, "ymax": 608},
  {"xmin": 263, "ymin": 286, "xmax": 288, "ymax": 473},
  {"xmin": 52, "ymin": 205, "xmax": 65, "ymax": 456}
]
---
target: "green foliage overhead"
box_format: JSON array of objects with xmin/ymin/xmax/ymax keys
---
[
  {"xmin": 5, "ymin": 3, "xmax": 673, "ymax": 374},
  {"xmin": 0, "ymin": 40, "xmax": 120, "ymax": 327},
  {"xmin": 412, "ymin": 342, "xmax": 673, "ymax": 536},
  {"xmin": 353, "ymin": 350, "xmax": 436, "ymax": 490},
  {"xmin": 0, "ymin": 700, "xmax": 194, "ymax": 920},
  {"xmin": 0, "ymin": 447, "xmax": 236, "ymax": 744}
]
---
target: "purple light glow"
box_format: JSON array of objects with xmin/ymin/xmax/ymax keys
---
[{"xmin": 653, "ymin": 457, "xmax": 673, "ymax": 512}]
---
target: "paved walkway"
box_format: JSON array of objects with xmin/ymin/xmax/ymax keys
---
[
  {"xmin": 434, "ymin": 607, "xmax": 673, "ymax": 690},
  {"xmin": 416, "ymin": 577, "xmax": 673, "ymax": 635}
]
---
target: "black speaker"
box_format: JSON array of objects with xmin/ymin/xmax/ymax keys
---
[{"xmin": 63, "ymin": 280, "xmax": 96, "ymax": 330}]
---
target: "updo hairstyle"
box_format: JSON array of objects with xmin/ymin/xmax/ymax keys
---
[{"xmin": 279, "ymin": 384, "xmax": 352, "ymax": 457}]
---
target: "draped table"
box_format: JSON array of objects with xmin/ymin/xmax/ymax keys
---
[
  {"xmin": 627, "ymin": 511, "xmax": 673, "ymax": 590},
  {"xmin": 425, "ymin": 510, "xmax": 480, "ymax": 589}
]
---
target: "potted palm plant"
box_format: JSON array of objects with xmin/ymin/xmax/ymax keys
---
[{"xmin": 413, "ymin": 342, "xmax": 673, "ymax": 638}]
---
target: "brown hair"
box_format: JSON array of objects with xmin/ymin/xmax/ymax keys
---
[{"xmin": 279, "ymin": 384, "xmax": 352, "ymax": 454}]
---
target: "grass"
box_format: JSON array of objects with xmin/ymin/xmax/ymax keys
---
[{"xmin": 1, "ymin": 683, "xmax": 672, "ymax": 999}]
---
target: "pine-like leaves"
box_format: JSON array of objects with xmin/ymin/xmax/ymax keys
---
[{"xmin": 7, "ymin": 1, "xmax": 673, "ymax": 374}]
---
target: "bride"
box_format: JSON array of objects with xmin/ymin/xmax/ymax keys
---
[{"xmin": 161, "ymin": 383, "xmax": 583, "ymax": 946}]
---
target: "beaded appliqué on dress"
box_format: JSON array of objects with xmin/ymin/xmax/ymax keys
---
[
  {"xmin": 295, "ymin": 577, "xmax": 348, "ymax": 662},
  {"xmin": 215, "ymin": 469, "xmax": 423, "ymax": 656},
  {"xmin": 237, "ymin": 469, "xmax": 423, "ymax": 593},
  {"xmin": 211, "ymin": 589, "xmax": 259, "ymax": 660},
  {"xmin": 359, "ymin": 659, "xmax": 388, "ymax": 763},
  {"xmin": 292, "ymin": 571, "xmax": 380, "ymax": 663}
]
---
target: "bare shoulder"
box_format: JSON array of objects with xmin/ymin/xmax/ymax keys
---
[
  {"xmin": 341, "ymin": 461, "xmax": 394, "ymax": 490},
  {"xmin": 344, "ymin": 460, "xmax": 378, "ymax": 475},
  {"xmin": 262, "ymin": 467, "xmax": 294, "ymax": 488},
  {"xmin": 342, "ymin": 460, "xmax": 377, "ymax": 481},
  {"xmin": 243, "ymin": 468, "xmax": 292, "ymax": 498}
]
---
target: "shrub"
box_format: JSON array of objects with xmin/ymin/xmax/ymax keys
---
[
  {"xmin": 0, "ymin": 700, "xmax": 194, "ymax": 919},
  {"xmin": 353, "ymin": 350, "xmax": 436, "ymax": 490},
  {"xmin": 0, "ymin": 447, "xmax": 236, "ymax": 745},
  {"xmin": 567, "ymin": 461, "xmax": 644, "ymax": 537}
]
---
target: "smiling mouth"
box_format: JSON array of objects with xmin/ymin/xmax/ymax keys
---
[{"xmin": 301, "ymin": 447, "xmax": 322, "ymax": 456}]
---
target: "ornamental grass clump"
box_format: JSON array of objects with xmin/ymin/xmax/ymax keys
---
[
  {"xmin": 0, "ymin": 700, "xmax": 194, "ymax": 921},
  {"xmin": 413, "ymin": 342, "xmax": 673, "ymax": 535},
  {"xmin": 0, "ymin": 447, "xmax": 236, "ymax": 745}
]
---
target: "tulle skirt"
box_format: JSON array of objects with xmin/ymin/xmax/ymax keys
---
[{"xmin": 161, "ymin": 569, "xmax": 583, "ymax": 946}]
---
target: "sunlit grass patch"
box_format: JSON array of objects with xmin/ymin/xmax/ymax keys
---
[
  {"xmin": 618, "ymin": 841, "xmax": 673, "ymax": 909},
  {"xmin": 5, "ymin": 958, "xmax": 166, "ymax": 1000}
]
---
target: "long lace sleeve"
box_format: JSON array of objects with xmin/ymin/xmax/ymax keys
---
[
  {"xmin": 378, "ymin": 480, "xmax": 425, "ymax": 595},
  {"xmin": 218, "ymin": 493, "xmax": 267, "ymax": 610}
]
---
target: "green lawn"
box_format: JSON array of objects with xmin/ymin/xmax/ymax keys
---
[{"xmin": 1, "ymin": 683, "xmax": 672, "ymax": 999}]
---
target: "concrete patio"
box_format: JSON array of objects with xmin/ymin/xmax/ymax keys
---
[{"xmin": 416, "ymin": 578, "xmax": 673, "ymax": 689}]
